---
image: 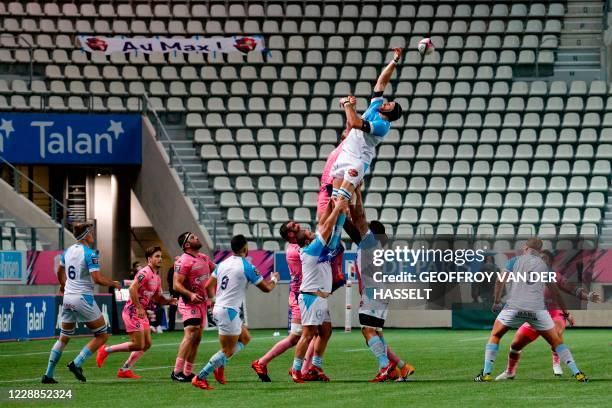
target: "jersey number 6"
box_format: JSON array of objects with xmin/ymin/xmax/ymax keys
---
[{"xmin": 68, "ymin": 265, "xmax": 76, "ymax": 279}]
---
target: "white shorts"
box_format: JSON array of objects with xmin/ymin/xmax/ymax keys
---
[
  {"xmin": 61, "ymin": 294, "xmax": 102, "ymax": 323},
  {"xmin": 496, "ymin": 309, "xmax": 555, "ymax": 331},
  {"xmin": 330, "ymin": 151, "xmax": 369, "ymax": 187},
  {"xmin": 212, "ymin": 306, "xmax": 242, "ymax": 336},
  {"xmin": 358, "ymin": 293, "xmax": 389, "ymax": 323},
  {"xmin": 298, "ymin": 293, "xmax": 331, "ymax": 326}
]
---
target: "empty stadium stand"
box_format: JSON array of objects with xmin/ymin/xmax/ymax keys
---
[{"xmin": 0, "ymin": 1, "xmax": 610, "ymax": 250}]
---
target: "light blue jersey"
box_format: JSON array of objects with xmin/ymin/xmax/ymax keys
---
[
  {"xmin": 61, "ymin": 244, "xmax": 99, "ymax": 295},
  {"xmin": 342, "ymin": 96, "xmax": 391, "ymax": 164},
  {"xmin": 300, "ymin": 232, "xmax": 333, "ymax": 293},
  {"xmin": 213, "ymin": 256, "xmax": 263, "ymax": 311}
]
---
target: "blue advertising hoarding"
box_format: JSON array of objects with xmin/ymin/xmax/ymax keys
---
[
  {"xmin": 0, "ymin": 112, "xmax": 141, "ymax": 164},
  {"xmin": 0, "ymin": 251, "xmax": 26, "ymax": 284},
  {"xmin": 0, "ymin": 295, "xmax": 55, "ymax": 341}
]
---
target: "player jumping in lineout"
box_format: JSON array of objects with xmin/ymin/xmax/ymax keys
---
[{"xmin": 327, "ymin": 47, "xmax": 405, "ymax": 249}]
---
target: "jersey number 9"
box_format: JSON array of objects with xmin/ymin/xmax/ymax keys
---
[
  {"xmin": 68, "ymin": 265, "xmax": 76, "ymax": 279},
  {"xmin": 220, "ymin": 275, "xmax": 229, "ymax": 290}
]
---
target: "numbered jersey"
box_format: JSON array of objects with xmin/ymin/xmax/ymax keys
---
[
  {"xmin": 213, "ymin": 256, "xmax": 263, "ymax": 310},
  {"xmin": 61, "ymin": 244, "xmax": 100, "ymax": 296}
]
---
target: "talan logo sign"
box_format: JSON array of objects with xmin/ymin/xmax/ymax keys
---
[
  {"xmin": 24, "ymin": 119, "xmax": 123, "ymax": 159},
  {"xmin": 0, "ymin": 302, "xmax": 14, "ymax": 333},
  {"xmin": 0, "ymin": 113, "xmax": 140, "ymax": 164},
  {"xmin": 25, "ymin": 300, "xmax": 46, "ymax": 335}
]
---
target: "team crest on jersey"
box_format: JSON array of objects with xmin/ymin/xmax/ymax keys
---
[
  {"xmin": 137, "ymin": 273, "xmax": 145, "ymax": 282},
  {"xmin": 92, "ymin": 257, "xmax": 99, "ymax": 264},
  {"xmin": 174, "ymin": 263, "xmax": 181, "ymax": 273},
  {"xmin": 348, "ymin": 168, "xmax": 358, "ymax": 177}
]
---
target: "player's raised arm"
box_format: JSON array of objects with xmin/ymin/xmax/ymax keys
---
[
  {"xmin": 319, "ymin": 199, "xmax": 349, "ymax": 243},
  {"xmin": 340, "ymin": 95, "xmax": 364, "ymax": 130},
  {"xmin": 374, "ymin": 47, "xmax": 403, "ymax": 93},
  {"xmin": 349, "ymin": 186, "xmax": 368, "ymax": 237}
]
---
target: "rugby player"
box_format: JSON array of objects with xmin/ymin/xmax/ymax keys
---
[
  {"xmin": 42, "ymin": 222, "xmax": 120, "ymax": 383},
  {"xmin": 350, "ymin": 188, "xmax": 414, "ymax": 382},
  {"xmin": 474, "ymin": 238, "xmax": 588, "ymax": 382},
  {"xmin": 495, "ymin": 249, "xmax": 600, "ymax": 380},
  {"xmin": 96, "ymin": 246, "xmax": 177, "ymax": 378},
  {"xmin": 289, "ymin": 199, "xmax": 349, "ymax": 383},
  {"xmin": 327, "ymin": 47, "xmax": 404, "ymax": 249},
  {"xmin": 171, "ymin": 232, "xmax": 216, "ymax": 382},
  {"xmin": 192, "ymin": 234, "xmax": 279, "ymax": 390}
]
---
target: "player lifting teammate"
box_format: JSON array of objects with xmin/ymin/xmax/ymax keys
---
[
  {"xmin": 192, "ymin": 234, "xmax": 280, "ymax": 390},
  {"xmin": 171, "ymin": 232, "xmax": 216, "ymax": 382},
  {"xmin": 96, "ymin": 246, "xmax": 177, "ymax": 379},
  {"xmin": 289, "ymin": 198, "xmax": 349, "ymax": 383},
  {"xmin": 474, "ymin": 238, "xmax": 588, "ymax": 382},
  {"xmin": 42, "ymin": 222, "xmax": 120, "ymax": 383},
  {"xmin": 327, "ymin": 47, "xmax": 404, "ymax": 249},
  {"xmin": 349, "ymin": 187, "xmax": 414, "ymax": 382}
]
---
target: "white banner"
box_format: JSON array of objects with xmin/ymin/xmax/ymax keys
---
[{"xmin": 77, "ymin": 35, "xmax": 266, "ymax": 55}]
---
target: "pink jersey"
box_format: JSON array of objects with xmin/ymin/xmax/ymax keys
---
[
  {"xmin": 175, "ymin": 252, "xmax": 215, "ymax": 301},
  {"xmin": 544, "ymin": 271, "xmax": 570, "ymax": 310},
  {"xmin": 320, "ymin": 141, "xmax": 345, "ymax": 186},
  {"xmin": 126, "ymin": 266, "xmax": 161, "ymax": 309},
  {"xmin": 286, "ymin": 243, "xmax": 302, "ymax": 294}
]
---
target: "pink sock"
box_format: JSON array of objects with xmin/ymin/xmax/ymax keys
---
[
  {"xmin": 106, "ymin": 342, "xmax": 131, "ymax": 354},
  {"xmin": 552, "ymin": 351, "xmax": 560, "ymax": 365},
  {"xmin": 184, "ymin": 361, "xmax": 194, "ymax": 376},
  {"xmin": 387, "ymin": 346, "xmax": 404, "ymax": 368},
  {"xmin": 301, "ymin": 339, "xmax": 316, "ymax": 375},
  {"xmin": 507, "ymin": 351, "xmax": 521, "ymax": 375},
  {"xmin": 121, "ymin": 351, "xmax": 144, "ymax": 371},
  {"xmin": 259, "ymin": 337, "xmax": 295, "ymax": 366},
  {"xmin": 174, "ymin": 357, "xmax": 185, "ymax": 374}
]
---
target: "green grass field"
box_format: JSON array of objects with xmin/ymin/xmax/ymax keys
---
[{"xmin": 0, "ymin": 328, "xmax": 609, "ymax": 407}]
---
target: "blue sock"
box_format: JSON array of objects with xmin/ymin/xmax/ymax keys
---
[
  {"xmin": 312, "ymin": 355, "xmax": 323, "ymax": 368},
  {"xmin": 227, "ymin": 342, "xmax": 245, "ymax": 361},
  {"xmin": 74, "ymin": 346, "xmax": 93, "ymax": 368},
  {"xmin": 197, "ymin": 350, "xmax": 228, "ymax": 380},
  {"xmin": 483, "ymin": 343, "xmax": 499, "ymax": 374},
  {"xmin": 555, "ymin": 344, "xmax": 580, "ymax": 375},
  {"xmin": 45, "ymin": 341, "xmax": 65, "ymax": 377},
  {"xmin": 292, "ymin": 358, "xmax": 303, "ymax": 372},
  {"xmin": 367, "ymin": 336, "xmax": 390, "ymax": 369}
]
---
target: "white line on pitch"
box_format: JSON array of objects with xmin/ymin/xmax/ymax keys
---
[
  {"xmin": 458, "ymin": 337, "xmax": 488, "ymax": 342},
  {"xmin": 0, "ymin": 335, "xmax": 277, "ymax": 358}
]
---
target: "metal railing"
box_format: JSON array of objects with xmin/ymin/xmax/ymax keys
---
[
  {"xmin": 0, "ymin": 155, "xmax": 69, "ymax": 248},
  {"xmin": 140, "ymin": 93, "xmax": 218, "ymax": 248}
]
